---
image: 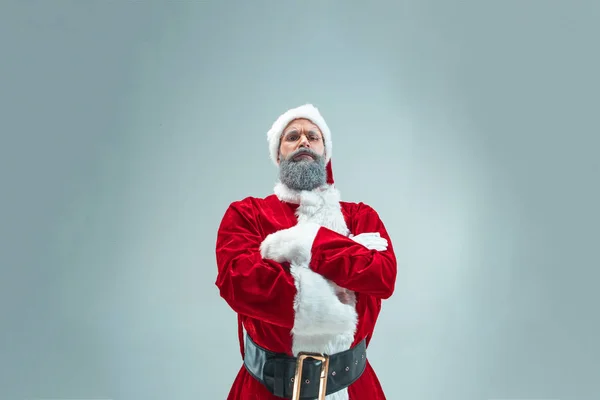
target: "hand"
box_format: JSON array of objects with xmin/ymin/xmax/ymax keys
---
[
  {"xmin": 335, "ymin": 287, "xmax": 356, "ymax": 305},
  {"xmin": 349, "ymin": 232, "xmax": 388, "ymax": 251},
  {"xmin": 329, "ymin": 281, "xmax": 356, "ymax": 306}
]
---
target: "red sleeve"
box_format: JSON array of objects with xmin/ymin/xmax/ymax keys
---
[
  {"xmin": 215, "ymin": 199, "xmax": 296, "ymax": 329},
  {"xmin": 308, "ymin": 203, "xmax": 397, "ymax": 299}
]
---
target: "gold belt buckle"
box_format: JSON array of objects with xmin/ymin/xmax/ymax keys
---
[{"xmin": 291, "ymin": 351, "xmax": 330, "ymax": 400}]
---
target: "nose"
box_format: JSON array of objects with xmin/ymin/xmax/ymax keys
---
[{"xmin": 298, "ymin": 132, "xmax": 310, "ymax": 148}]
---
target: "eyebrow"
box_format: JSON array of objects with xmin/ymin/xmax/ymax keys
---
[{"xmin": 283, "ymin": 129, "xmax": 320, "ymax": 135}]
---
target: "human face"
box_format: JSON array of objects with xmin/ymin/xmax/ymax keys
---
[{"xmin": 277, "ymin": 118, "xmax": 324, "ymax": 163}]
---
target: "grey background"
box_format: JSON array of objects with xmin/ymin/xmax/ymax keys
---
[{"xmin": 1, "ymin": 1, "xmax": 598, "ymax": 399}]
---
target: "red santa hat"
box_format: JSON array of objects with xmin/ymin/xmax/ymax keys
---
[{"xmin": 267, "ymin": 103, "xmax": 335, "ymax": 184}]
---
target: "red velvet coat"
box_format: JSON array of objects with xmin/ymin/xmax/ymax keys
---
[{"xmin": 215, "ymin": 182, "xmax": 397, "ymax": 399}]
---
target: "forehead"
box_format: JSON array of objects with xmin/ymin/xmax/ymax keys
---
[{"xmin": 283, "ymin": 118, "xmax": 321, "ymax": 133}]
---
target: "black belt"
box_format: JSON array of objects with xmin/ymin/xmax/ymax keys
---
[{"xmin": 243, "ymin": 334, "xmax": 367, "ymax": 399}]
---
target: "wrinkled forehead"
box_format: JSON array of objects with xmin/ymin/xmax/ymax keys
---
[{"xmin": 282, "ymin": 118, "xmax": 322, "ymax": 134}]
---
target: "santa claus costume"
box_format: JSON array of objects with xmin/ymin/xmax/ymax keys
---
[{"xmin": 215, "ymin": 104, "xmax": 397, "ymax": 399}]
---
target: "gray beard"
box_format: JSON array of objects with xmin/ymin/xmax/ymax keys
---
[{"xmin": 279, "ymin": 148, "xmax": 327, "ymax": 191}]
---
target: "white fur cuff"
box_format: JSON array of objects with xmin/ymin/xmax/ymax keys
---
[{"xmin": 260, "ymin": 222, "xmax": 321, "ymax": 266}]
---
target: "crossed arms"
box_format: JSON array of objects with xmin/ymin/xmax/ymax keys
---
[{"xmin": 214, "ymin": 199, "xmax": 397, "ymax": 331}]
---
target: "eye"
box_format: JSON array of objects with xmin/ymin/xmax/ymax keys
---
[{"xmin": 283, "ymin": 130, "xmax": 300, "ymax": 141}]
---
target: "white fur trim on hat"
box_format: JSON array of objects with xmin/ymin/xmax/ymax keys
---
[{"xmin": 266, "ymin": 104, "xmax": 332, "ymax": 166}]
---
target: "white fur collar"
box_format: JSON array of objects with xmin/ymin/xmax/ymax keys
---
[
  {"xmin": 273, "ymin": 181, "xmax": 350, "ymax": 237},
  {"xmin": 273, "ymin": 181, "xmax": 337, "ymax": 205}
]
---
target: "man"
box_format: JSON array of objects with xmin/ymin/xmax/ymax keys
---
[{"xmin": 215, "ymin": 104, "xmax": 397, "ymax": 399}]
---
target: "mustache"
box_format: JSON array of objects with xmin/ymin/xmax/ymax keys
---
[{"xmin": 288, "ymin": 148, "xmax": 319, "ymax": 160}]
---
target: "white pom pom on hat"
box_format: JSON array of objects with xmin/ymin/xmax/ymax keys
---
[{"xmin": 266, "ymin": 103, "xmax": 333, "ymax": 166}]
